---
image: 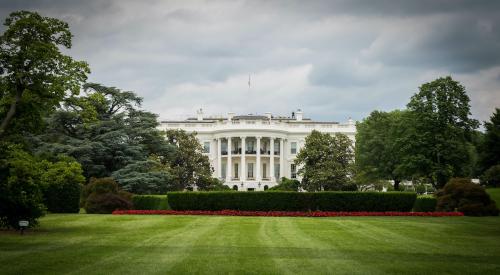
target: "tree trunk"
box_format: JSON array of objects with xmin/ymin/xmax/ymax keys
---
[
  {"xmin": 0, "ymin": 89, "xmax": 23, "ymax": 138},
  {"xmin": 394, "ymin": 179, "xmax": 401, "ymax": 191}
]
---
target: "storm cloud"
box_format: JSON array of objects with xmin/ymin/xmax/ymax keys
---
[{"xmin": 1, "ymin": 0, "xmax": 499, "ymax": 123}]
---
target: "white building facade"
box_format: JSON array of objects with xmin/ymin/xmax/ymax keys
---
[{"xmin": 160, "ymin": 110, "xmax": 356, "ymax": 191}]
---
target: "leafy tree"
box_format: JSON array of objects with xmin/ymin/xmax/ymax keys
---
[
  {"xmin": 0, "ymin": 11, "xmax": 89, "ymax": 139},
  {"xmin": 0, "ymin": 143, "xmax": 45, "ymax": 229},
  {"xmin": 355, "ymin": 110, "xmax": 408, "ymax": 190},
  {"xmin": 479, "ymin": 108, "xmax": 500, "ymax": 173},
  {"xmin": 295, "ymin": 130, "xmax": 354, "ymax": 191},
  {"xmin": 164, "ymin": 129, "xmax": 214, "ymax": 191},
  {"xmin": 402, "ymin": 76, "xmax": 478, "ymax": 188},
  {"xmin": 268, "ymin": 177, "xmax": 300, "ymax": 191},
  {"xmin": 481, "ymin": 165, "xmax": 500, "ymax": 187}
]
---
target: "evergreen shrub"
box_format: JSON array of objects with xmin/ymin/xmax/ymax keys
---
[{"xmin": 167, "ymin": 191, "xmax": 416, "ymax": 212}]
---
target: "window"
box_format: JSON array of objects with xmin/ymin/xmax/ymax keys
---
[
  {"xmin": 264, "ymin": 185, "xmax": 269, "ymax": 191},
  {"xmin": 232, "ymin": 185, "xmax": 238, "ymax": 191},
  {"xmin": 262, "ymin": 163, "xmax": 267, "ymax": 178},
  {"xmin": 203, "ymin": 141, "xmax": 210, "ymax": 153},
  {"xmin": 247, "ymin": 163, "xmax": 254, "ymax": 178},
  {"xmin": 234, "ymin": 163, "xmax": 239, "ymax": 179},
  {"xmin": 247, "ymin": 140, "xmax": 254, "ymax": 153},
  {"xmin": 291, "ymin": 164, "xmax": 297, "ymax": 179},
  {"xmin": 291, "ymin": 142, "xmax": 297, "ymax": 154},
  {"xmin": 247, "ymin": 188, "xmax": 255, "ymax": 191},
  {"xmin": 274, "ymin": 140, "xmax": 280, "ymax": 154},
  {"xmin": 222, "ymin": 164, "xmax": 227, "ymax": 179},
  {"xmin": 274, "ymin": 164, "xmax": 280, "ymax": 179}
]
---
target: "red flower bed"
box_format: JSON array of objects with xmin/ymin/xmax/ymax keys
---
[{"xmin": 112, "ymin": 209, "xmax": 464, "ymax": 217}]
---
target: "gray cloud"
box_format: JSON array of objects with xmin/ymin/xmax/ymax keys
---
[{"xmin": 0, "ymin": 0, "xmax": 499, "ymax": 124}]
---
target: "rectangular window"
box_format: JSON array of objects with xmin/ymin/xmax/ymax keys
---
[
  {"xmin": 234, "ymin": 163, "xmax": 239, "ymax": 179},
  {"xmin": 222, "ymin": 163, "xmax": 226, "ymax": 179},
  {"xmin": 203, "ymin": 141, "xmax": 210, "ymax": 153},
  {"xmin": 291, "ymin": 142, "xmax": 297, "ymax": 154},
  {"xmin": 263, "ymin": 163, "xmax": 267, "ymax": 178},
  {"xmin": 274, "ymin": 140, "xmax": 280, "ymax": 154},
  {"xmin": 291, "ymin": 164, "xmax": 297, "ymax": 179},
  {"xmin": 247, "ymin": 163, "xmax": 254, "ymax": 178},
  {"xmin": 274, "ymin": 164, "xmax": 280, "ymax": 179},
  {"xmin": 247, "ymin": 140, "xmax": 254, "ymax": 153}
]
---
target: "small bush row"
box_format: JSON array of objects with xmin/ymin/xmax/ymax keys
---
[
  {"xmin": 167, "ymin": 191, "xmax": 417, "ymax": 212},
  {"xmin": 112, "ymin": 209, "xmax": 463, "ymax": 217},
  {"xmin": 132, "ymin": 195, "xmax": 170, "ymax": 210}
]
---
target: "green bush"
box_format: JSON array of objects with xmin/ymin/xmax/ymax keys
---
[
  {"xmin": 132, "ymin": 195, "xmax": 170, "ymax": 210},
  {"xmin": 436, "ymin": 178, "xmax": 499, "ymax": 216},
  {"xmin": 268, "ymin": 177, "xmax": 300, "ymax": 191},
  {"xmin": 413, "ymin": 196, "xmax": 437, "ymax": 212},
  {"xmin": 167, "ymin": 191, "xmax": 416, "ymax": 212},
  {"xmin": 82, "ymin": 178, "xmax": 132, "ymax": 214},
  {"xmin": 481, "ymin": 165, "xmax": 500, "ymax": 187},
  {"xmin": 41, "ymin": 159, "xmax": 85, "ymax": 213}
]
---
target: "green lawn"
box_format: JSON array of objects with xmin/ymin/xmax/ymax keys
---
[{"xmin": 1, "ymin": 215, "xmax": 500, "ymax": 274}]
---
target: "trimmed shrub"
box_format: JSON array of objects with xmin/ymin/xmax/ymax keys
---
[
  {"xmin": 436, "ymin": 178, "xmax": 499, "ymax": 216},
  {"xmin": 83, "ymin": 178, "xmax": 132, "ymax": 214},
  {"xmin": 132, "ymin": 195, "xmax": 170, "ymax": 210},
  {"xmin": 85, "ymin": 193, "xmax": 133, "ymax": 214},
  {"xmin": 413, "ymin": 196, "xmax": 437, "ymax": 212},
  {"xmin": 167, "ymin": 191, "xmax": 416, "ymax": 212}
]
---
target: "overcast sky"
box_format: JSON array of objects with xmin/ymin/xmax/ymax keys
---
[{"xmin": 1, "ymin": 0, "xmax": 499, "ymax": 123}]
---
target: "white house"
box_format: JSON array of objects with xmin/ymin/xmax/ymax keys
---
[{"xmin": 159, "ymin": 109, "xmax": 356, "ymax": 191}]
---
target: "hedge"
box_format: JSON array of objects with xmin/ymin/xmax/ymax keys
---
[
  {"xmin": 167, "ymin": 191, "xmax": 417, "ymax": 212},
  {"xmin": 413, "ymin": 196, "xmax": 437, "ymax": 212},
  {"xmin": 132, "ymin": 195, "xmax": 170, "ymax": 210}
]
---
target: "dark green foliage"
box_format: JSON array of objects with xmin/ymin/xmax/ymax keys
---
[
  {"xmin": 355, "ymin": 110, "xmax": 407, "ymax": 190},
  {"xmin": 436, "ymin": 178, "xmax": 499, "ymax": 216},
  {"xmin": 167, "ymin": 191, "xmax": 416, "ymax": 212},
  {"xmin": 40, "ymin": 158, "xmax": 85, "ymax": 213},
  {"xmin": 413, "ymin": 196, "xmax": 437, "ymax": 212},
  {"xmin": 481, "ymin": 165, "xmax": 500, "ymax": 187},
  {"xmin": 479, "ymin": 108, "xmax": 500, "ymax": 173},
  {"xmin": 295, "ymin": 130, "xmax": 354, "ymax": 191},
  {"xmin": 112, "ymin": 160, "xmax": 171, "ymax": 194},
  {"xmin": 341, "ymin": 183, "xmax": 358, "ymax": 191},
  {"xmin": 0, "ymin": 143, "xmax": 46, "ymax": 228},
  {"xmin": 0, "ymin": 11, "xmax": 89, "ymax": 139},
  {"xmin": 268, "ymin": 177, "xmax": 300, "ymax": 191},
  {"xmin": 404, "ymin": 77, "xmax": 478, "ymax": 188},
  {"xmin": 132, "ymin": 195, "xmax": 170, "ymax": 210},
  {"xmin": 82, "ymin": 177, "xmax": 132, "ymax": 214}
]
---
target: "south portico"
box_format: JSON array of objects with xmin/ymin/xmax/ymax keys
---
[{"xmin": 214, "ymin": 133, "xmax": 288, "ymax": 191}]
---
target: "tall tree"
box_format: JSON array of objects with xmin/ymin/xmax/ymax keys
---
[
  {"xmin": 403, "ymin": 76, "xmax": 478, "ymax": 188},
  {"xmin": 355, "ymin": 110, "xmax": 407, "ymax": 190},
  {"xmin": 34, "ymin": 83, "xmax": 175, "ymax": 188},
  {"xmin": 295, "ymin": 130, "xmax": 354, "ymax": 191},
  {"xmin": 479, "ymin": 108, "xmax": 500, "ymax": 172},
  {"xmin": 0, "ymin": 11, "xmax": 89, "ymax": 139},
  {"xmin": 164, "ymin": 129, "xmax": 213, "ymax": 191}
]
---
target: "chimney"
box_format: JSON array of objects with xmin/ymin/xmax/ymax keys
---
[
  {"xmin": 228, "ymin": 112, "xmax": 235, "ymax": 121},
  {"xmin": 264, "ymin": 112, "xmax": 272, "ymax": 119},
  {"xmin": 296, "ymin": 109, "xmax": 303, "ymax": 121},
  {"xmin": 196, "ymin": 108, "xmax": 203, "ymax": 121}
]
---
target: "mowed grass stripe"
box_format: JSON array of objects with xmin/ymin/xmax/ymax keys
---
[{"xmin": 1, "ymin": 215, "xmax": 500, "ymax": 274}]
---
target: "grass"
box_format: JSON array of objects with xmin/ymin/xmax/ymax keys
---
[
  {"xmin": 486, "ymin": 188, "xmax": 500, "ymax": 205},
  {"xmin": 1, "ymin": 215, "xmax": 500, "ymax": 274}
]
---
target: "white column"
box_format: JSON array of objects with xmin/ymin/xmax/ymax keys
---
[
  {"xmin": 279, "ymin": 138, "xmax": 284, "ymax": 180},
  {"xmin": 270, "ymin": 137, "xmax": 275, "ymax": 181},
  {"xmin": 256, "ymin": 136, "xmax": 261, "ymax": 181},
  {"xmin": 240, "ymin": 136, "xmax": 246, "ymax": 181},
  {"xmin": 217, "ymin": 138, "xmax": 222, "ymax": 179},
  {"xmin": 227, "ymin": 137, "xmax": 232, "ymax": 181}
]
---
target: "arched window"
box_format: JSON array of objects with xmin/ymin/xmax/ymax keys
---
[
  {"xmin": 232, "ymin": 185, "xmax": 238, "ymax": 191},
  {"xmin": 264, "ymin": 185, "xmax": 269, "ymax": 191}
]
